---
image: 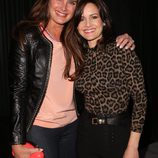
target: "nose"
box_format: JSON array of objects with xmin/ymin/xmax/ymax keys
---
[
  {"xmin": 61, "ymin": 0, "xmax": 68, "ymax": 11},
  {"xmin": 85, "ymin": 19, "xmax": 91, "ymax": 27}
]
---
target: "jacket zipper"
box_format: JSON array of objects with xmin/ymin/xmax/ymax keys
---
[{"xmin": 26, "ymin": 35, "xmax": 53, "ymax": 132}]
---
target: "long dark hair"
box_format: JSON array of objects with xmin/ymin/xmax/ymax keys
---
[
  {"xmin": 16, "ymin": 0, "xmax": 50, "ymax": 29},
  {"xmin": 61, "ymin": 0, "xmax": 112, "ymax": 80},
  {"xmin": 13, "ymin": 0, "xmax": 78, "ymax": 80},
  {"xmin": 13, "ymin": 0, "xmax": 50, "ymax": 45}
]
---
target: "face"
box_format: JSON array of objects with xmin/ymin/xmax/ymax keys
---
[
  {"xmin": 49, "ymin": 0, "xmax": 77, "ymax": 25},
  {"xmin": 77, "ymin": 3, "xmax": 104, "ymax": 48}
]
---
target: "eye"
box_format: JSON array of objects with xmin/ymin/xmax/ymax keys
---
[
  {"xmin": 69, "ymin": 0, "xmax": 77, "ymax": 5},
  {"xmin": 72, "ymin": 1, "xmax": 77, "ymax": 5},
  {"xmin": 91, "ymin": 15, "xmax": 98, "ymax": 19}
]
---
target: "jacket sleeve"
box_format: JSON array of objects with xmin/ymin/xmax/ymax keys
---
[{"xmin": 9, "ymin": 34, "xmax": 29, "ymax": 145}]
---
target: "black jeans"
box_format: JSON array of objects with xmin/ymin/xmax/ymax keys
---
[
  {"xmin": 27, "ymin": 119, "xmax": 78, "ymax": 158},
  {"xmin": 77, "ymin": 110, "xmax": 130, "ymax": 158}
]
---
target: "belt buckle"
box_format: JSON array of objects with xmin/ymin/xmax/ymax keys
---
[
  {"xmin": 92, "ymin": 117, "xmax": 107, "ymax": 125},
  {"xmin": 92, "ymin": 118, "xmax": 98, "ymax": 125},
  {"xmin": 98, "ymin": 118, "xmax": 107, "ymax": 124}
]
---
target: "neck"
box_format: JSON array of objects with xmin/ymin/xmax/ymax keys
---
[
  {"xmin": 88, "ymin": 35, "xmax": 102, "ymax": 48},
  {"xmin": 46, "ymin": 21, "xmax": 64, "ymax": 41},
  {"xmin": 88, "ymin": 41, "xmax": 97, "ymax": 48}
]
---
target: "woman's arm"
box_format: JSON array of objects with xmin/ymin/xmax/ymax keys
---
[
  {"xmin": 9, "ymin": 37, "xmax": 28, "ymax": 145},
  {"xmin": 123, "ymin": 50, "xmax": 147, "ymax": 158},
  {"xmin": 123, "ymin": 131, "xmax": 140, "ymax": 158},
  {"xmin": 9, "ymin": 30, "xmax": 43, "ymax": 158}
]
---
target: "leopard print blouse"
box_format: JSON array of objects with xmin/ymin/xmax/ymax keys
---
[{"xmin": 75, "ymin": 42, "xmax": 147, "ymax": 133}]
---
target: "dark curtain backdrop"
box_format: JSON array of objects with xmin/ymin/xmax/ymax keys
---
[
  {"xmin": 0, "ymin": 0, "xmax": 35, "ymax": 116},
  {"xmin": 0, "ymin": 0, "xmax": 157, "ymax": 157},
  {"xmin": 143, "ymin": 0, "xmax": 156, "ymax": 141},
  {"xmin": 0, "ymin": 1, "xmax": 35, "ymax": 157}
]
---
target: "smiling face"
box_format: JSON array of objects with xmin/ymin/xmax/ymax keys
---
[
  {"xmin": 77, "ymin": 2, "xmax": 104, "ymax": 48},
  {"xmin": 49, "ymin": 0, "xmax": 77, "ymax": 26}
]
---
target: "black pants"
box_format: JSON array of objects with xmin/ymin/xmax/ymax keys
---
[
  {"xmin": 27, "ymin": 119, "xmax": 78, "ymax": 158},
  {"xmin": 144, "ymin": 142, "xmax": 158, "ymax": 158},
  {"xmin": 77, "ymin": 111, "xmax": 130, "ymax": 158}
]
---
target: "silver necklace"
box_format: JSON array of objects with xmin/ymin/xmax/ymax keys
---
[{"xmin": 45, "ymin": 29, "xmax": 55, "ymax": 41}]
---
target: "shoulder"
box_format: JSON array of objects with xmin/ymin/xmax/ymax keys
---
[
  {"xmin": 12, "ymin": 24, "xmax": 45, "ymax": 49},
  {"xmin": 24, "ymin": 26, "xmax": 43, "ymax": 44},
  {"xmin": 106, "ymin": 41, "xmax": 137, "ymax": 57},
  {"xmin": 13, "ymin": 23, "xmax": 41, "ymax": 42},
  {"xmin": 104, "ymin": 41, "xmax": 120, "ymax": 56},
  {"xmin": 104, "ymin": 41, "xmax": 141, "ymax": 67},
  {"xmin": 11, "ymin": 23, "xmax": 46, "ymax": 53}
]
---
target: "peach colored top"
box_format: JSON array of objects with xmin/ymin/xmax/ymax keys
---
[{"xmin": 33, "ymin": 29, "xmax": 77, "ymax": 128}]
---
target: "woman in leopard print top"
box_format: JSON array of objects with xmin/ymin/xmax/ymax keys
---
[{"xmin": 63, "ymin": 0, "xmax": 147, "ymax": 158}]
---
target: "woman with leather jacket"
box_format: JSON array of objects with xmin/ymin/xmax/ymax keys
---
[{"xmin": 9, "ymin": 0, "xmax": 135, "ymax": 158}]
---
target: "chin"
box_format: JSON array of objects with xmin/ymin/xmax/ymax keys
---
[{"xmin": 54, "ymin": 17, "xmax": 71, "ymax": 25}]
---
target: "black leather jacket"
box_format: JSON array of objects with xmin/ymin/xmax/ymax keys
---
[
  {"xmin": 9, "ymin": 26, "xmax": 84, "ymax": 145},
  {"xmin": 9, "ymin": 26, "xmax": 54, "ymax": 144}
]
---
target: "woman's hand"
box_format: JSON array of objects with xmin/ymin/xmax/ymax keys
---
[
  {"xmin": 116, "ymin": 33, "xmax": 135, "ymax": 50},
  {"xmin": 12, "ymin": 144, "xmax": 43, "ymax": 158},
  {"xmin": 123, "ymin": 131, "xmax": 141, "ymax": 158},
  {"xmin": 123, "ymin": 145, "xmax": 139, "ymax": 158}
]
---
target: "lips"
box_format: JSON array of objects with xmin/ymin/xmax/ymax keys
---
[
  {"xmin": 55, "ymin": 10, "xmax": 67, "ymax": 17},
  {"xmin": 83, "ymin": 28, "xmax": 95, "ymax": 34}
]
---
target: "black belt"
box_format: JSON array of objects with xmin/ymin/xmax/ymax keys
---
[{"xmin": 83, "ymin": 110, "xmax": 130, "ymax": 126}]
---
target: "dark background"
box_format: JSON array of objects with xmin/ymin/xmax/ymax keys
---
[{"xmin": 0, "ymin": 0, "xmax": 157, "ymax": 157}]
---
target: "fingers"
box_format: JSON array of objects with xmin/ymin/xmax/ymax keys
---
[
  {"xmin": 120, "ymin": 38, "xmax": 135, "ymax": 50},
  {"xmin": 12, "ymin": 144, "xmax": 43, "ymax": 158},
  {"xmin": 29, "ymin": 147, "xmax": 44, "ymax": 154},
  {"xmin": 116, "ymin": 33, "xmax": 135, "ymax": 50},
  {"xmin": 116, "ymin": 33, "xmax": 129, "ymax": 45},
  {"xmin": 12, "ymin": 145, "xmax": 32, "ymax": 158},
  {"xmin": 125, "ymin": 40, "xmax": 135, "ymax": 50}
]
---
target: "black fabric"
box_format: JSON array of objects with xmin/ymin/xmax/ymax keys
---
[
  {"xmin": 144, "ymin": 142, "xmax": 158, "ymax": 158},
  {"xmin": 0, "ymin": 0, "xmax": 35, "ymax": 116},
  {"xmin": 9, "ymin": 26, "xmax": 53, "ymax": 145},
  {"xmin": 105, "ymin": 0, "xmax": 132, "ymax": 35},
  {"xmin": 77, "ymin": 111, "xmax": 130, "ymax": 158},
  {"xmin": 74, "ymin": 89, "xmax": 85, "ymax": 114},
  {"xmin": 0, "ymin": 1, "xmax": 35, "ymax": 157},
  {"xmin": 82, "ymin": 109, "xmax": 130, "ymax": 126}
]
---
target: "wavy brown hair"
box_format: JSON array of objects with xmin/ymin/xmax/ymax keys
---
[
  {"xmin": 61, "ymin": 0, "xmax": 113, "ymax": 80},
  {"xmin": 13, "ymin": 0, "xmax": 50, "ymax": 49},
  {"xmin": 15, "ymin": 0, "xmax": 50, "ymax": 30},
  {"xmin": 13, "ymin": 0, "xmax": 80, "ymax": 80}
]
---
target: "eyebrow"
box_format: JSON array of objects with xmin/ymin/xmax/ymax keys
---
[
  {"xmin": 90, "ymin": 13, "xmax": 99, "ymax": 16},
  {"xmin": 68, "ymin": 0, "xmax": 77, "ymax": 3},
  {"xmin": 82, "ymin": 13, "xmax": 99, "ymax": 16}
]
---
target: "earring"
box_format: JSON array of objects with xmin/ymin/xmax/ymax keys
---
[{"xmin": 103, "ymin": 23, "xmax": 106, "ymax": 26}]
